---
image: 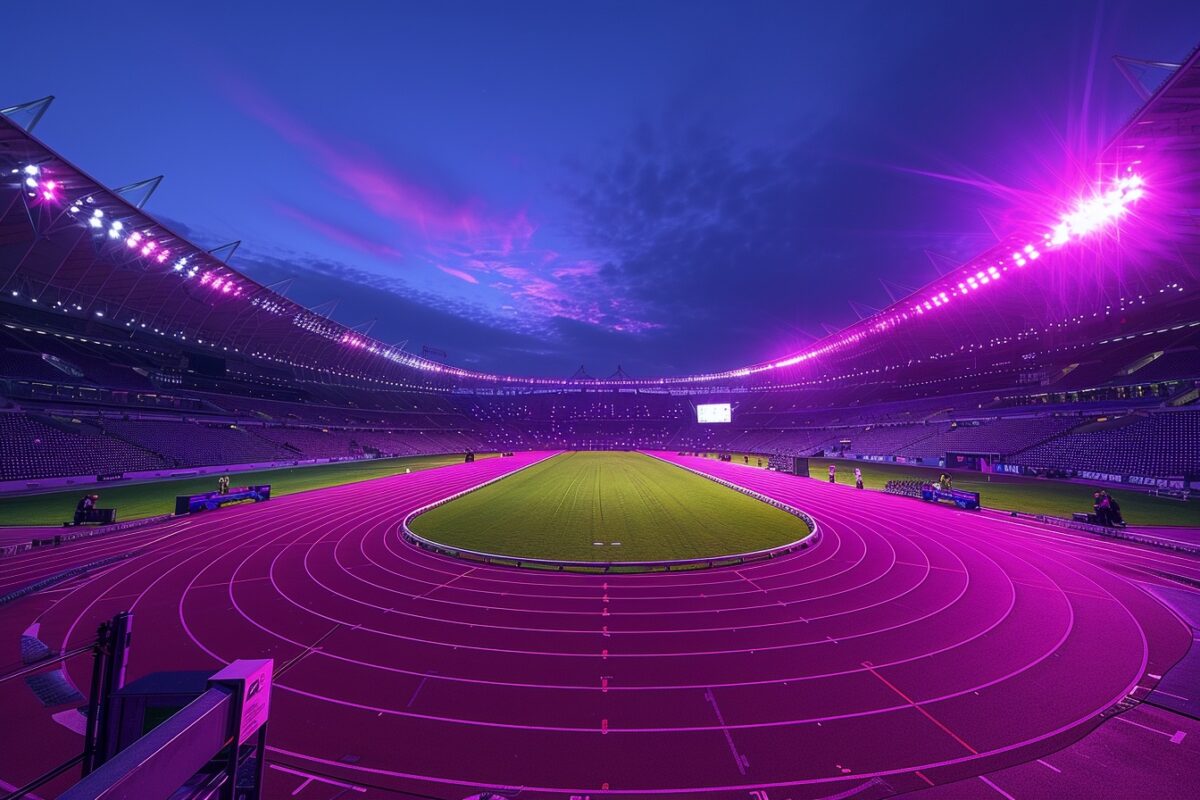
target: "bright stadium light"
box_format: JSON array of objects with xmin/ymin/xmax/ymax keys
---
[
  {"xmin": 23, "ymin": 164, "xmax": 39, "ymax": 176},
  {"xmin": 1047, "ymin": 174, "xmax": 1145, "ymax": 246}
]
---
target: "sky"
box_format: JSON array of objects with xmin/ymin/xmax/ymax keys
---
[{"xmin": 4, "ymin": 1, "xmax": 1198, "ymax": 377}]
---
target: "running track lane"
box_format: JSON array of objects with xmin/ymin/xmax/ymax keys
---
[{"xmin": 0, "ymin": 450, "xmax": 1192, "ymax": 800}]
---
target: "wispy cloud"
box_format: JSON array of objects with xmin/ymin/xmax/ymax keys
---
[
  {"xmin": 224, "ymin": 76, "xmax": 661, "ymax": 339},
  {"xmin": 271, "ymin": 202, "xmax": 405, "ymax": 260},
  {"xmin": 436, "ymin": 264, "xmax": 480, "ymax": 284}
]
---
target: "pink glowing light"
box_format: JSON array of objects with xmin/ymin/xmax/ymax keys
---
[{"xmin": 1047, "ymin": 174, "xmax": 1144, "ymax": 246}]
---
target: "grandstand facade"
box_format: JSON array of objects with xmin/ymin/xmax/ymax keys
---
[{"xmin": 2, "ymin": 46, "xmax": 1199, "ymax": 492}]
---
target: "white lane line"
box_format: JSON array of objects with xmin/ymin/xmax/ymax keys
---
[
  {"xmin": 1113, "ymin": 714, "xmax": 1187, "ymax": 742},
  {"xmin": 1036, "ymin": 758, "xmax": 1061, "ymax": 773},
  {"xmin": 407, "ymin": 671, "xmax": 437, "ymax": 708},
  {"xmin": 704, "ymin": 687, "xmax": 749, "ymax": 775},
  {"xmin": 979, "ymin": 775, "xmax": 1016, "ymax": 799},
  {"xmin": 269, "ymin": 763, "xmax": 366, "ymax": 794},
  {"xmin": 415, "ymin": 566, "xmax": 476, "ymax": 599}
]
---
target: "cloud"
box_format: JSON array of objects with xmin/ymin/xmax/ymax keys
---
[
  {"xmin": 436, "ymin": 264, "xmax": 479, "ymax": 284},
  {"xmin": 561, "ymin": 118, "xmax": 997, "ymax": 374},
  {"xmin": 271, "ymin": 202, "xmax": 405, "ymax": 260},
  {"xmin": 223, "ymin": 76, "xmax": 663, "ymax": 343},
  {"xmin": 226, "ymin": 80, "xmax": 529, "ymax": 246}
]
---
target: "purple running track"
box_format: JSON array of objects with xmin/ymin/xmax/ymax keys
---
[{"xmin": 0, "ymin": 450, "xmax": 1193, "ymax": 799}]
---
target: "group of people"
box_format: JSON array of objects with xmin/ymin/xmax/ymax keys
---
[
  {"xmin": 1092, "ymin": 490, "xmax": 1126, "ymax": 527},
  {"xmin": 828, "ymin": 464, "xmax": 865, "ymax": 489},
  {"xmin": 217, "ymin": 475, "xmax": 231, "ymax": 495},
  {"xmin": 937, "ymin": 473, "xmax": 954, "ymax": 491}
]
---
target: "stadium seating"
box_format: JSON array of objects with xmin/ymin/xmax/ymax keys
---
[
  {"xmin": 1011, "ymin": 411, "xmax": 1200, "ymax": 478},
  {"xmin": 99, "ymin": 418, "xmax": 296, "ymax": 467},
  {"xmin": 895, "ymin": 417, "xmax": 1081, "ymax": 458},
  {"xmin": 0, "ymin": 412, "xmax": 168, "ymax": 481}
]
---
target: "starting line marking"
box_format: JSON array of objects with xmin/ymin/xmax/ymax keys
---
[
  {"xmin": 415, "ymin": 567, "xmax": 476, "ymax": 599},
  {"xmin": 862, "ymin": 661, "xmax": 978, "ymax": 755},
  {"xmin": 978, "ymin": 775, "xmax": 1016, "ymax": 800},
  {"xmin": 1113, "ymin": 714, "xmax": 1187, "ymax": 742},
  {"xmin": 704, "ymin": 688, "xmax": 749, "ymax": 775}
]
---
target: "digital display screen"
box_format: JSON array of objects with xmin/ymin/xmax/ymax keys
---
[{"xmin": 696, "ymin": 403, "xmax": 731, "ymax": 424}]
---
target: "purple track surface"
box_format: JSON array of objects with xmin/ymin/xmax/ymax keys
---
[{"xmin": 0, "ymin": 451, "xmax": 1194, "ymax": 799}]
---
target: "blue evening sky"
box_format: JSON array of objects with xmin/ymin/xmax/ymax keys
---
[{"xmin": 4, "ymin": 1, "xmax": 1197, "ymax": 375}]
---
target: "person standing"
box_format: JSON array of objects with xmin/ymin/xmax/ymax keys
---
[
  {"xmin": 854, "ymin": 467, "xmax": 864, "ymax": 489},
  {"xmin": 1098, "ymin": 491, "xmax": 1113, "ymax": 526},
  {"xmin": 1109, "ymin": 494, "xmax": 1125, "ymax": 526},
  {"xmin": 74, "ymin": 494, "xmax": 89, "ymax": 525},
  {"xmin": 828, "ymin": 464, "xmax": 837, "ymax": 484}
]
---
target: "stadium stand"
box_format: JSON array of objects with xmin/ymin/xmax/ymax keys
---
[
  {"xmin": 0, "ymin": 412, "xmax": 168, "ymax": 481},
  {"xmin": 0, "ymin": 78, "xmax": 1198, "ymax": 486},
  {"xmin": 98, "ymin": 418, "xmax": 296, "ymax": 467},
  {"xmin": 1012, "ymin": 410, "xmax": 1200, "ymax": 478}
]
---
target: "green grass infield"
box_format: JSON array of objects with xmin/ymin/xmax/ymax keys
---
[{"xmin": 409, "ymin": 451, "xmax": 811, "ymax": 562}]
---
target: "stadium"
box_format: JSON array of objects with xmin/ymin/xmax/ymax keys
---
[{"xmin": 1, "ymin": 7, "xmax": 1199, "ymax": 800}]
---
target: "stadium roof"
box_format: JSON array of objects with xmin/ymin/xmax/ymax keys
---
[{"xmin": 2, "ymin": 42, "xmax": 1198, "ymax": 391}]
